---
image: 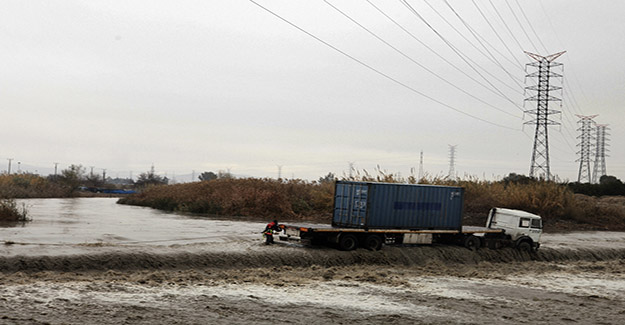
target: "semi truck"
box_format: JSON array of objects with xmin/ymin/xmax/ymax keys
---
[{"xmin": 280, "ymin": 181, "xmax": 542, "ymax": 251}]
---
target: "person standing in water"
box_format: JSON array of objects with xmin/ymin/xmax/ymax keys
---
[{"xmin": 263, "ymin": 219, "xmax": 280, "ymax": 245}]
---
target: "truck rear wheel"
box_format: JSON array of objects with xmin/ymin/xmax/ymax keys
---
[
  {"xmin": 364, "ymin": 235, "xmax": 383, "ymax": 251},
  {"xmin": 339, "ymin": 234, "xmax": 358, "ymax": 251},
  {"xmin": 464, "ymin": 235, "xmax": 481, "ymax": 251}
]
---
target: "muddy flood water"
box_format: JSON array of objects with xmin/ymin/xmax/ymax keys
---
[{"xmin": 1, "ymin": 198, "xmax": 625, "ymax": 324}]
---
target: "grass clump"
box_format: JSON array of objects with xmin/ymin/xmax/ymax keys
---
[{"xmin": 0, "ymin": 198, "xmax": 29, "ymax": 222}]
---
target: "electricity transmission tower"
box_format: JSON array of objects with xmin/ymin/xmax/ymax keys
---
[
  {"xmin": 277, "ymin": 165, "xmax": 283, "ymax": 180},
  {"xmin": 576, "ymin": 115, "xmax": 597, "ymax": 183},
  {"xmin": 524, "ymin": 51, "xmax": 566, "ymax": 181},
  {"xmin": 348, "ymin": 161, "xmax": 354, "ymax": 179},
  {"xmin": 448, "ymin": 145, "xmax": 457, "ymax": 179},
  {"xmin": 418, "ymin": 150, "xmax": 424, "ymax": 181},
  {"xmin": 592, "ymin": 124, "xmax": 609, "ymax": 184}
]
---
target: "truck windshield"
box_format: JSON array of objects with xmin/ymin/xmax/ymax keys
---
[{"xmin": 531, "ymin": 218, "xmax": 542, "ymax": 229}]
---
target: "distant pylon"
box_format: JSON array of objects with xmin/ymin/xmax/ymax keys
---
[
  {"xmin": 448, "ymin": 145, "xmax": 457, "ymax": 179},
  {"xmin": 348, "ymin": 161, "xmax": 354, "ymax": 179},
  {"xmin": 576, "ymin": 114, "xmax": 597, "ymax": 183},
  {"xmin": 524, "ymin": 51, "xmax": 566, "ymax": 181},
  {"xmin": 418, "ymin": 150, "xmax": 424, "ymax": 181},
  {"xmin": 592, "ymin": 124, "xmax": 610, "ymax": 184}
]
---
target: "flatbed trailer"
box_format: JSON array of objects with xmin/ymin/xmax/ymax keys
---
[
  {"xmin": 278, "ymin": 182, "xmax": 543, "ymax": 252},
  {"xmin": 280, "ymin": 224, "xmax": 507, "ymax": 251}
]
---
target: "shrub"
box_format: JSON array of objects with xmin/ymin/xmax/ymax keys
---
[
  {"xmin": 0, "ymin": 198, "xmax": 29, "ymax": 222},
  {"xmin": 118, "ymin": 172, "xmax": 625, "ymax": 231}
]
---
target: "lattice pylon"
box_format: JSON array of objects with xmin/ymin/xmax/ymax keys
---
[
  {"xmin": 448, "ymin": 145, "xmax": 457, "ymax": 180},
  {"xmin": 576, "ymin": 115, "xmax": 597, "ymax": 183},
  {"xmin": 592, "ymin": 124, "xmax": 610, "ymax": 184},
  {"xmin": 523, "ymin": 51, "xmax": 566, "ymax": 181}
]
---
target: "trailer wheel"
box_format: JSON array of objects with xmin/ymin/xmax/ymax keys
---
[
  {"xmin": 364, "ymin": 235, "xmax": 383, "ymax": 251},
  {"xmin": 339, "ymin": 234, "xmax": 358, "ymax": 251},
  {"xmin": 464, "ymin": 235, "xmax": 481, "ymax": 251}
]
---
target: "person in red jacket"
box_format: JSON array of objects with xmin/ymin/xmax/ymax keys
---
[{"xmin": 263, "ymin": 219, "xmax": 280, "ymax": 245}]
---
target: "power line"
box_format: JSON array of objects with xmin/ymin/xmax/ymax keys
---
[
  {"xmin": 503, "ymin": 0, "xmax": 538, "ymax": 52},
  {"xmin": 423, "ymin": 0, "xmax": 524, "ymax": 89},
  {"xmin": 466, "ymin": 0, "xmax": 524, "ymax": 70},
  {"xmin": 323, "ymin": 0, "xmax": 519, "ymax": 118},
  {"xmin": 485, "ymin": 0, "xmax": 525, "ymax": 55},
  {"xmin": 400, "ymin": 0, "xmax": 525, "ymax": 109},
  {"xmin": 248, "ymin": 0, "xmax": 518, "ymax": 130},
  {"xmin": 537, "ymin": 2, "xmax": 591, "ymax": 110},
  {"xmin": 365, "ymin": 0, "xmax": 523, "ymax": 115},
  {"xmin": 513, "ymin": 0, "xmax": 548, "ymax": 54}
]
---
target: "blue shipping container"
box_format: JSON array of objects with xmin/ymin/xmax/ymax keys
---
[{"xmin": 332, "ymin": 181, "xmax": 464, "ymax": 230}]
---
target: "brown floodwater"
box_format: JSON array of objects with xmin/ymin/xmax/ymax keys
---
[{"xmin": 1, "ymin": 198, "xmax": 624, "ymax": 324}]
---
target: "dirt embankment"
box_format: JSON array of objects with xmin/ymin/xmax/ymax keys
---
[{"xmin": 2, "ymin": 244, "xmax": 625, "ymax": 274}]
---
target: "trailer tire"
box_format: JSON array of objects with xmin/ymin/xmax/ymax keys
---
[
  {"xmin": 339, "ymin": 234, "xmax": 358, "ymax": 251},
  {"xmin": 364, "ymin": 235, "xmax": 383, "ymax": 251},
  {"xmin": 464, "ymin": 235, "xmax": 481, "ymax": 251}
]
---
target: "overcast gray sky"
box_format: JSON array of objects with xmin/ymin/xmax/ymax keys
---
[{"xmin": 1, "ymin": 0, "xmax": 623, "ymax": 182}]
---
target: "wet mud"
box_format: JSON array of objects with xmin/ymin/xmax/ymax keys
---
[
  {"xmin": 1, "ymin": 243, "xmax": 625, "ymax": 324},
  {"xmin": 1, "ymin": 258, "xmax": 625, "ymax": 324}
]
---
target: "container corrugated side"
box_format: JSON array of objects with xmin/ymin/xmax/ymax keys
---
[{"xmin": 332, "ymin": 181, "xmax": 464, "ymax": 230}]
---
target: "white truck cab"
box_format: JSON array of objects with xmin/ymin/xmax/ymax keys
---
[{"xmin": 486, "ymin": 208, "xmax": 542, "ymax": 250}]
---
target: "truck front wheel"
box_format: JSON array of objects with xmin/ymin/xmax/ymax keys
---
[
  {"xmin": 517, "ymin": 241, "xmax": 532, "ymax": 253},
  {"xmin": 339, "ymin": 234, "xmax": 358, "ymax": 251}
]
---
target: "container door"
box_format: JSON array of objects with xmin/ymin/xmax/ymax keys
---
[{"xmin": 333, "ymin": 182, "xmax": 368, "ymax": 227}]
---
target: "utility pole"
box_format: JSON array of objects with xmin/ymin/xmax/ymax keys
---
[
  {"xmin": 89, "ymin": 166, "xmax": 95, "ymax": 178},
  {"xmin": 448, "ymin": 145, "xmax": 457, "ymax": 180},
  {"xmin": 524, "ymin": 51, "xmax": 566, "ymax": 181},
  {"xmin": 592, "ymin": 124, "xmax": 610, "ymax": 184},
  {"xmin": 576, "ymin": 115, "xmax": 597, "ymax": 183},
  {"xmin": 102, "ymin": 169, "xmax": 107, "ymax": 183},
  {"xmin": 7, "ymin": 158, "xmax": 13, "ymax": 174},
  {"xmin": 277, "ymin": 165, "xmax": 283, "ymax": 180},
  {"xmin": 54, "ymin": 162, "xmax": 59, "ymax": 176}
]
